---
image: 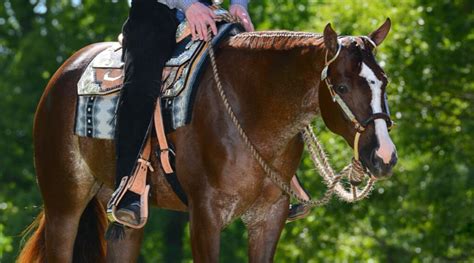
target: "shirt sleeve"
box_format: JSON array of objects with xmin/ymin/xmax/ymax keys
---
[
  {"xmin": 230, "ymin": 0, "xmax": 248, "ymax": 9},
  {"xmin": 159, "ymin": 0, "xmax": 249, "ymax": 12},
  {"xmin": 158, "ymin": 0, "xmax": 198, "ymax": 11}
]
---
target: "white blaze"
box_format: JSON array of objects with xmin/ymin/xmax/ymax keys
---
[{"xmin": 359, "ymin": 63, "xmax": 396, "ymax": 164}]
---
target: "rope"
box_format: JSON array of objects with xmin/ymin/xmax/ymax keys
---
[
  {"xmin": 205, "ymin": 21, "xmax": 376, "ymax": 209},
  {"xmin": 206, "ymin": 30, "xmax": 313, "ymax": 204},
  {"xmin": 302, "ymin": 127, "xmax": 376, "ymax": 202}
]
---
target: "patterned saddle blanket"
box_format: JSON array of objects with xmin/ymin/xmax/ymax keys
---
[{"xmin": 75, "ymin": 21, "xmax": 241, "ymax": 139}]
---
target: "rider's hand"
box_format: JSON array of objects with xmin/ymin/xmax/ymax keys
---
[
  {"xmin": 185, "ymin": 2, "xmax": 217, "ymax": 41},
  {"xmin": 230, "ymin": 4, "xmax": 254, "ymax": 32}
]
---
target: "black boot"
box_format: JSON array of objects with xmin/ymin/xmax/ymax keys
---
[{"xmin": 114, "ymin": 82, "xmax": 158, "ymax": 225}]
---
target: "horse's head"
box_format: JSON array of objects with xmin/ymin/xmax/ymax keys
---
[{"xmin": 318, "ymin": 19, "xmax": 397, "ymax": 178}]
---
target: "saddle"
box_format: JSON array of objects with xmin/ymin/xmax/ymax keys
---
[
  {"xmin": 75, "ymin": 10, "xmax": 243, "ymax": 228},
  {"xmin": 78, "ymin": 33, "xmax": 206, "ymax": 97},
  {"xmin": 78, "ymin": 7, "xmax": 235, "ymax": 98}
]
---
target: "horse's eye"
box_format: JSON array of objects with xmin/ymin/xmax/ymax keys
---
[{"xmin": 336, "ymin": 85, "xmax": 349, "ymax": 94}]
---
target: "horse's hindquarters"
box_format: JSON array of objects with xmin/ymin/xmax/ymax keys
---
[{"xmin": 32, "ymin": 42, "xmax": 114, "ymax": 262}]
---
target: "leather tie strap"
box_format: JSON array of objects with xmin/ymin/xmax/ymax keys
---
[
  {"xmin": 128, "ymin": 135, "xmax": 152, "ymax": 195},
  {"xmin": 154, "ymin": 99, "xmax": 174, "ymax": 174}
]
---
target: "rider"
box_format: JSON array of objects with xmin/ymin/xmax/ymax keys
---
[
  {"xmin": 113, "ymin": 0, "xmax": 309, "ymax": 226},
  {"xmin": 113, "ymin": 0, "xmax": 254, "ymax": 226}
]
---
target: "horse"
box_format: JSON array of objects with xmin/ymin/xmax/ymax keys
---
[{"xmin": 18, "ymin": 20, "xmax": 397, "ymax": 262}]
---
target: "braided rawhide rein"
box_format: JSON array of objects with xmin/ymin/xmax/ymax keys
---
[{"xmin": 205, "ymin": 12, "xmax": 376, "ymax": 208}]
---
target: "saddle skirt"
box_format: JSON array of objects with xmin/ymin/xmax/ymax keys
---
[{"xmin": 75, "ymin": 21, "xmax": 241, "ymax": 139}]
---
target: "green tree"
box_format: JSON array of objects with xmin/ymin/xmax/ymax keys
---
[{"xmin": 1, "ymin": 0, "xmax": 472, "ymax": 262}]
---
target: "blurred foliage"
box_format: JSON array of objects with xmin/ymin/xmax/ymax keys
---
[{"xmin": 0, "ymin": 0, "xmax": 473, "ymax": 262}]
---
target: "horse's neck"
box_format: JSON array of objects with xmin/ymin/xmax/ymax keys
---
[{"xmin": 218, "ymin": 46, "xmax": 326, "ymax": 152}]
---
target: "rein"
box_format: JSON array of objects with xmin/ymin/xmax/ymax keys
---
[{"xmin": 205, "ymin": 21, "xmax": 390, "ymax": 207}]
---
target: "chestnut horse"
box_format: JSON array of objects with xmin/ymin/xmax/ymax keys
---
[{"xmin": 18, "ymin": 20, "xmax": 397, "ymax": 262}]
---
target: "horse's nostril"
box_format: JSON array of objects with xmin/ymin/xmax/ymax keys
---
[
  {"xmin": 371, "ymin": 152, "xmax": 382, "ymax": 171},
  {"xmin": 390, "ymin": 152, "xmax": 398, "ymax": 166},
  {"xmin": 370, "ymin": 150, "xmax": 377, "ymax": 164},
  {"xmin": 366, "ymin": 149, "xmax": 396, "ymax": 178}
]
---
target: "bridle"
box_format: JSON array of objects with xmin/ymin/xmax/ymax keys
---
[{"xmin": 320, "ymin": 37, "xmax": 393, "ymax": 164}]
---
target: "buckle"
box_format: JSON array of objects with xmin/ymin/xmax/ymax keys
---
[
  {"xmin": 137, "ymin": 158, "xmax": 154, "ymax": 172},
  {"xmin": 159, "ymin": 147, "xmax": 175, "ymax": 156}
]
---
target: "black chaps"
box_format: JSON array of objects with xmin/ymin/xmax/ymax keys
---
[{"xmin": 115, "ymin": 0, "xmax": 179, "ymax": 183}]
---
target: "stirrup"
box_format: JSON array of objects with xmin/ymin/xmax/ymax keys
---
[
  {"xmin": 286, "ymin": 203, "xmax": 310, "ymax": 223},
  {"xmin": 107, "ymin": 136, "xmax": 153, "ymax": 229},
  {"xmin": 107, "ymin": 176, "xmax": 150, "ymax": 229}
]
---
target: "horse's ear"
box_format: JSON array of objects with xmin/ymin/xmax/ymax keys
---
[
  {"xmin": 323, "ymin": 23, "xmax": 338, "ymax": 56},
  {"xmin": 369, "ymin": 18, "xmax": 391, "ymax": 46}
]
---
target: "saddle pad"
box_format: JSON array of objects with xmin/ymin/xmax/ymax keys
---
[
  {"xmin": 75, "ymin": 22, "xmax": 242, "ymax": 139},
  {"xmin": 75, "ymin": 95, "xmax": 119, "ymax": 138}
]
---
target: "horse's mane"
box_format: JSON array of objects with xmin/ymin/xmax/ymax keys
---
[{"xmin": 225, "ymin": 31, "xmax": 324, "ymax": 50}]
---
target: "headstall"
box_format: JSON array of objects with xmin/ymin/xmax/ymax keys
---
[{"xmin": 320, "ymin": 38, "xmax": 393, "ymax": 163}]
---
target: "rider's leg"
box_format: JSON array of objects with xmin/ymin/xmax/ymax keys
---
[
  {"xmin": 113, "ymin": 0, "xmax": 178, "ymax": 225},
  {"xmin": 290, "ymin": 175, "xmax": 310, "ymax": 201},
  {"xmin": 288, "ymin": 175, "xmax": 311, "ymax": 222}
]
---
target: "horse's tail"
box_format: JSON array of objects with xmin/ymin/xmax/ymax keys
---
[
  {"xmin": 17, "ymin": 210, "xmax": 46, "ymax": 263},
  {"xmin": 72, "ymin": 197, "xmax": 108, "ymax": 262},
  {"xmin": 17, "ymin": 197, "xmax": 108, "ymax": 263}
]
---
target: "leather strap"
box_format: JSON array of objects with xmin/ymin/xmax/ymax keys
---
[
  {"xmin": 361, "ymin": 112, "xmax": 393, "ymax": 128},
  {"xmin": 154, "ymin": 99, "xmax": 174, "ymax": 174},
  {"xmin": 129, "ymin": 135, "xmax": 153, "ymax": 194},
  {"xmin": 107, "ymin": 133, "xmax": 153, "ymax": 229}
]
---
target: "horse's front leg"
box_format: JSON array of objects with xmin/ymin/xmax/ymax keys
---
[
  {"xmin": 188, "ymin": 199, "xmax": 223, "ymax": 263},
  {"xmin": 242, "ymin": 190, "xmax": 289, "ymax": 263}
]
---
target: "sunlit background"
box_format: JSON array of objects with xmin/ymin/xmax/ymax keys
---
[{"xmin": 0, "ymin": 0, "xmax": 473, "ymax": 262}]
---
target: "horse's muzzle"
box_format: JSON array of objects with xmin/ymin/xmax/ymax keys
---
[{"xmin": 368, "ymin": 150, "xmax": 397, "ymax": 178}]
